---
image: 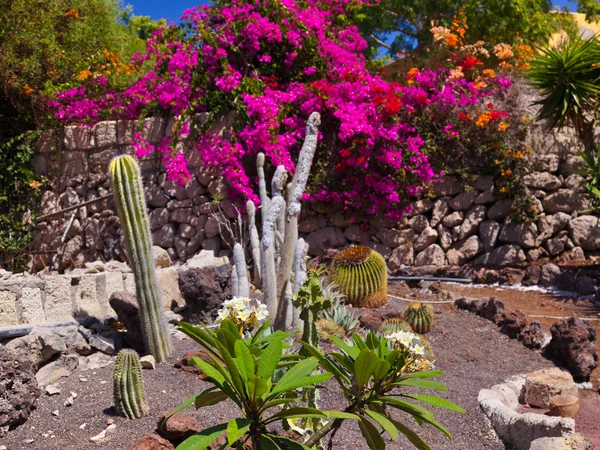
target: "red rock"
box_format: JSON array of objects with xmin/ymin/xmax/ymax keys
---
[
  {"xmin": 499, "ymin": 310, "xmax": 528, "ymax": 339},
  {"xmin": 547, "ymin": 316, "xmax": 598, "ymax": 381},
  {"xmin": 173, "ymin": 351, "xmax": 211, "ymax": 379},
  {"xmin": 131, "ymin": 433, "xmax": 175, "ymax": 450},
  {"xmin": 358, "ymin": 310, "xmax": 384, "ymax": 331},
  {"xmin": 158, "ymin": 411, "xmax": 200, "ymax": 441}
]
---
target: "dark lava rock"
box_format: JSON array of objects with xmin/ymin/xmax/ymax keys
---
[
  {"xmin": 499, "ymin": 268, "xmax": 525, "ymax": 286},
  {"xmin": 157, "ymin": 411, "xmax": 200, "ymax": 442},
  {"xmin": 499, "ymin": 310, "xmax": 528, "ymax": 339},
  {"xmin": 308, "ymin": 248, "xmax": 340, "ymax": 270},
  {"xmin": 0, "ymin": 348, "xmax": 41, "ymax": 437},
  {"xmin": 179, "ymin": 265, "xmax": 231, "ymax": 323},
  {"xmin": 131, "ymin": 433, "xmax": 175, "ymax": 450},
  {"xmin": 109, "ymin": 291, "xmax": 144, "ymax": 353},
  {"xmin": 519, "ymin": 321, "xmax": 546, "ymax": 350},
  {"xmin": 547, "ymin": 316, "xmax": 598, "ymax": 381},
  {"xmin": 456, "ymin": 296, "xmax": 505, "ymax": 323},
  {"xmin": 555, "ymin": 270, "xmax": 577, "ymax": 291},
  {"xmin": 575, "ymin": 275, "xmax": 596, "ymax": 296},
  {"xmin": 522, "ymin": 265, "xmax": 541, "ymax": 287},
  {"xmin": 358, "ymin": 310, "xmax": 384, "ymax": 331}
]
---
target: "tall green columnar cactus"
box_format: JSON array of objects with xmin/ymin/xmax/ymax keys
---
[
  {"xmin": 275, "ymin": 112, "xmax": 320, "ymax": 329},
  {"xmin": 109, "ymin": 155, "xmax": 173, "ymax": 362},
  {"xmin": 114, "ymin": 349, "xmax": 149, "ymax": 419}
]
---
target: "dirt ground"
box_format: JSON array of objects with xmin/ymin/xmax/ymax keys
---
[{"xmin": 2, "ymin": 296, "xmax": 555, "ymax": 450}]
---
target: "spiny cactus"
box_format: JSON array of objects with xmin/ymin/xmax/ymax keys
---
[
  {"xmin": 315, "ymin": 317, "xmax": 345, "ymax": 339},
  {"xmin": 323, "ymin": 296, "xmax": 359, "ymax": 336},
  {"xmin": 114, "ymin": 349, "xmax": 149, "ymax": 419},
  {"xmin": 109, "ymin": 155, "xmax": 173, "ymax": 362},
  {"xmin": 232, "ymin": 243, "xmax": 250, "ymax": 298},
  {"xmin": 404, "ymin": 302, "xmax": 434, "ymax": 334},
  {"xmin": 378, "ymin": 317, "xmax": 413, "ymax": 336},
  {"xmin": 328, "ymin": 246, "xmax": 388, "ymax": 308}
]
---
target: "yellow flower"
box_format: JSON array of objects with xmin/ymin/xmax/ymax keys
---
[
  {"xmin": 482, "ymin": 69, "xmax": 496, "ymax": 79},
  {"xmin": 430, "ymin": 26, "xmax": 451, "ymax": 42},
  {"xmin": 494, "ymin": 43, "xmax": 514, "ymax": 60},
  {"xmin": 28, "ymin": 180, "xmax": 41, "ymax": 189},
  {"xmin": 498, "ymin": 121, "xmax": 509, "ymax": 131}
]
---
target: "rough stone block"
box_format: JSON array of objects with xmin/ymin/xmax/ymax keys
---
[
  {"xmin": 44, "ymin": 277, "xmax": 74, "ymax": 322},
  {"xmin": 525, "ymin": 368, "xmax": 578, "ymax": 408},
  {"xmin": 75, "ymin": 274, "xmax": 103, "ymax": 318},
  {"xmin": 19, "ymin": 287, "xmax": 46, "ymax": 324},
  {"xmin": 124, "ymin": 273, "xmax": 136, "ymax": 294},
  {"xmin": 0, "ymin": 290, "xmax": 20, "ymax": 325},
  {"xmin": 157, "ymin": 266, "xmax": 184, "ymax": 308}
]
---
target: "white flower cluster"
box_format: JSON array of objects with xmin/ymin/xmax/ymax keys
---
[
  {"xmin": 384, "ymin": 330, "xmax": 425, "ymax": 356},
  {"xmin": 216, "ymin": 297, "xmax": 269, "ymax": 326}
]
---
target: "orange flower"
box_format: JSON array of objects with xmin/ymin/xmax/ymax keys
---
[
  {"xmin": 501, "ymin": 169, "xmax": 512, "ymax": 176},
  {"xmin": 77, "ymin": 69, "xmax": 92, "ymax": 81},
  {"xmin": 23, "ymin": 84, "xmax": 34, "ymax": 95},
  {"xmin": 500, "ymin": 187, "xmax": 508, "ymax": 193},
  {"xmin": 592, "ymin": 62, "xmax": 600, "ymax": 68},
  {"xmin": 475, "ymin": 111, "xmax": 492, "ymax": 127},
  {"xmin": 498, "ymin": 61, "xmax": 514, "ymax": 71},
  {"xmin": 445, "ymin": 33, "xmax": 459, "ymax": 48},
  {"xmin": 530, "ymin": 205, "xmax": 537, "ymax": 212},
  {"xmin": 65, "ymin": 8, "xmax": 79, "ymax": 19},
  {"xmin": 482, "ymin": 69, "xmax": 496, "ymax": 78},
  {"xmin": 498, "ymin": 121, "xmax": 509, "ymax": 131},
  {"xmin": 28, "ymin": 180, "xmax": 41, "ymax": 189},
  {"xmin": 407, "ymin": 67, "xmax": 419, "ymax": 84},
  {"xmin": 494, "ymin": 43, "xmax": 514, "ymax": 60}
]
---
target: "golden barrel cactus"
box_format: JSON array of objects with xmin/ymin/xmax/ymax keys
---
[{"xmin": 329, "ymin": 246, "xmax": 388, "ymax": 308}]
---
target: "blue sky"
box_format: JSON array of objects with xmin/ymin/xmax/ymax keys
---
[{"xmin": 128, "ymin": 0, "xmax": 577, "ymax": 22}]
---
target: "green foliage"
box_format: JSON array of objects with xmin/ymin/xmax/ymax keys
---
[
  {"xmin": 0, "ymin": 131, "xmax": 45, "ymax": 270},
  {"xmin": 357, "ymin": 0, "xmax": 585, "ymax": 58},
  {"xmin": 528, "ymin": 35, "xmax": 600, "ymax": 157},
  {"xmin": 109, "ymin": 155, "xmax": 173, "ymax": 362},
  {"xmin": 329, "ymin": 246, "xmax": 388, "ymax": 308},
  {"xmin": 174, "ymin": 319, "xmax": 334, "ymax": 449},
  {"xmin": 302, "ymin": 332, "xmax": 463, "ymax": 449},
  {"xmin": 322, "ymin": 296, "xmax": 360, "ymax": 336},
  {"xmin": 114, "ymin": 349, "xmax": 149, "ymax": 419},
  {"xmin": 578, "ymin": 143, "xmax": 600, "ymax": 209},
  {"xmin": 404, "ymin": 303, "xmax": 434, "ymax": 334}
]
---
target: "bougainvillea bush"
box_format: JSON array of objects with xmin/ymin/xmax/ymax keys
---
[{"xmin": 51, "ymin": 1, "xmax": 530, "ymax": 220}]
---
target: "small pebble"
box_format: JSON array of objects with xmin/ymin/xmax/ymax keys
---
[
  {"xmin": 52, "ymin": 410, "xmax": 59, "ymax": 417},
  {"xmin": 140, "ymin": 355, "xmax": 156, "ymax": 370},
  {"xmin": 1, "ymin": 445, "xmax": 7, "ymax": 449},
  {"xmin": 24, "ymin": 439, "xmax": 34, "ymax": 444},
  {"xmin": 79, "ymin": 378, "xmax": 88, "ymax": 382},
  {"xmin": 79, "ymin": 423, "xmax": 87, "ymax": 430},
  {"xmin": 42, "ymin": 434, "xmax": 49, "ymax": 438},
  {"xmin": 70, "ymin": 391, "xmax": 78, "ymax": 398},
  {"xmin": 45, "ymin": 384, "xmax": 61, "ymax": 396},
  {"xmin": 100, "ymin": 381, "xmax": 107, "ymax": 385},
  {"xmin": 64, "ymin": 396, "xmax": 74, "ymax": 407},
  {"xmin": 90, "ymin": 424, "xmax": 117, "ymax": 442}
]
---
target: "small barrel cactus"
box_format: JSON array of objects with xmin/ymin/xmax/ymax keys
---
[
  {"xmin": 328, "ymin": 246, "xmax": 388, "ymax": 308},
  {"xmin": 378, "ymin": 317, "xmax": 413, "ymax": 336},
  {"xmin": 404, "ymin": 302, "xmax": 434, "ymax": 334},
  {"xmin": 114, "ymin": 349, "xmax": 149, "ymax": 419}
]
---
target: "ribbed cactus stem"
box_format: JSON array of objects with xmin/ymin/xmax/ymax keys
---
[
  {"xmin": 256, "ymin": 152, "xmax": 270, "ymax": 229},
  {"xmin": 275, "ymin": 112, "xmax": 321, "ymax": 329},
  {"xmin": 404, "ymin": 303, "xmax": 434, "ymax": 334},
  {"xmin": 246, "ymin": 200, "xmax": 262, "ymax": 289},
  {"xmin": 291, "ymin": 238, "xmax": 308, "ymax": 329},
  {"xmin": 114, "ymin": 349, "xmax": 149, "ymax": 419},
  {"xmin": 261, "ymin": 165, "xmax": 287, "ymax": 319},
  {"xmin": 231, "ymin": 265, "xmax": 239, "ymax": 297},
  {"xmin": 233, "ymin": 243, "xmax": 249, "ymax": 297},
  {"xmin": 109, "ymin": 155, "xmax": 173, "ymax": 362}
]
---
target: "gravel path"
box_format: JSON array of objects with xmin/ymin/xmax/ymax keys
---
[{"xmin": 2, "ymin": 305, "xmax": 552, "ymax": 450}]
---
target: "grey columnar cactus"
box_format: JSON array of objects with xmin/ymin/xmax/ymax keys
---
[
  {"xmin": 232, "ymin": 242, "xmax": 250, "ymax": 297},
  {"xmin": 114, "ymin": 349, "xmax": 150, "ymax": 419},
  {"xmin": 246, "ymin": 200, "xmax": 262, "ymax": 288},
  {"xmin": 109, "ymin": 155, "xmax": 173, "ymax": 362}
]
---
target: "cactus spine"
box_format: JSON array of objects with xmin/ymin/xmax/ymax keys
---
[
  {"xmin": 329, "ymin": 246, "xmax": 388, "ymax": 308},
  {"xmin": 404, "ymin": 302, "xmax": 434, "ymax": 334},
  {"xmin": 109, "ymin": 155, "xmax": 173, "ymax": 362},
  {"xmin": 114, "ymin": 349, "xmax": 149, "ymax": 419}
]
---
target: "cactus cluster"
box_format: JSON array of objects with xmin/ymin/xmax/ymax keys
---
[
  {"xmin": 378, "ymin": 317, "xmax": 413, "ymax": 336},
  {"xmin": 109, "ymin": 155, "xmax": 173, "ymax": 362},
  {"xmin": 113, "ymin": 349, "xmax": 149, "ymax": 419},
  {"xmin": 328, "ymin": 246, "xmax": 388, "ymax": 308},
  {"xmin": 404, "ymin": 302, "xmax": 434, "ymax": 334},
  {"xmin": 239, "ymin": 112, "xmax": 321, "ymax": 330}
]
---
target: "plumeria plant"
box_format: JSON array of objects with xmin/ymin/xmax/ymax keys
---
[
  {"xmin": 215, "ymin": 297, "xmax": 270, "ymax": 337},
  {"xmin": 301, "ymin": 331, "xmax": 464, "ymax": 450}
]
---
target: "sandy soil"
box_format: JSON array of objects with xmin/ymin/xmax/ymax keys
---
[{"xmin": 2, "ymin": 299, "xmax": 554, "ymax": 450}]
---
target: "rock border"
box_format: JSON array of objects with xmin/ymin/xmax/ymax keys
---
[{"xmin": 478, "ymin": 375, "xmax": 575, "ymax": 450}]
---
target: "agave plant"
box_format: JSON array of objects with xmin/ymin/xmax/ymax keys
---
[{"xmin": 528, "ymin": 35, "xmax": 600, "ymax": 160}]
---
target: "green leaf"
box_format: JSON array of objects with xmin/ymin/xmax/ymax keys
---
[
  {"xmin": 358, "ymin": 417, "xmax": 386, "ymax": 450},
  {"xmin": 178, "ymin": 322, "xmax": 217, "ymax": 354},
  {"xmin": 390, "ymin": 419, "xmax": 432, "ymax": 450},
  {"xmin": 396, "ymin": 370, "xmax": 444, "ymax": 380},
  {"xmin": 270, "ymin": 435, "xmax": 311, "ymax": 450},
  {"xmin": 175, "ymin": 423, "xmax": 227, "ymax": 450},
  {"xmin": 219, "ymin": 319, "xmax": 241, "ymax": 339},
  {"xmin": 250, "ymin": 319, "xmax": 271, "ymax": 343},
  {"xmin": 329, "ymin": 336, "xmax": 360, "ymax": 359},
  {"xmin": 352, "ymin": 333, "xmax": 368, "ymax": 351},
  {"xmin": 226, "ymin": 418, "xmax": 250, "ymax": 446},
  {"xmin": 362, "ymin": 409, "xmax": 398, "ymax": 441},
  {"xmin": 365, "ymin": 332, "xmax": 380, "ymax": 350},
  {"xmin": 189, "ymin": 357, "xmax": 225, "ymax": 385},
  {"xmin": 234, "ymin": 340, "xmax": 254, "ymax": 381},
  {"xmin": 217, "ymin": 327, "xmax": 239, "ymax": 356},
  {"xmin": 164, "ymin": 391, "xmax": 202, "ymax": 424},
  {"xmin": 380, "ymin": 397, "xmax": 434, "ymax": 419},
  {"xmin": 261, "ymin": 398, "xmax": 299, "ymax": 410},
  {"xmin": 247, "ymin": 374, "xmax": 269, "ymax": 400},
  {"xmin": 272, "ymin": 371, "xmax": 333, "ymax": 396},
  {"xmin": 393, "ymin": 379, "xmax": 447, "ymax": 391},
  {"xmin": 301, "ymin": 342, "xmax": 350, "ymax": 384},
  {"xmin": 325, "ymin": 411, "xmax": 361, "ymax": 420},
  {"xmin": 270, "ymin": 357, "xmax": 319, "ymax": 395},
  {"xmin": 260, "ymin": 434, "xmax": 282, "ymax": 450},
  {"xmin": 354, "ymin": 350, "xmax": 378, "ymax": 388},
  {"xmin": 195, "ymin": 389, "xmax": 228, "ymax": 408},
  {"xmin": 402, "ymin": 394, "xmax": 465, "ymax": 413},
  {"xmin": 373, "ymin": 359, "xmax": 391, "ymax": 381},
  {"xmin": 213, "ymin": 339, "xmax": 245, "ymax": 396},
  {"xmin": 257, "ymin": 338, "xmax": 283, "ymax": 380}
]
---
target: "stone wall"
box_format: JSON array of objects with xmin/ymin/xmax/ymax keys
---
[{"xmin": 29, "ymin": 116, "xmax": 597, "ymax": 272}]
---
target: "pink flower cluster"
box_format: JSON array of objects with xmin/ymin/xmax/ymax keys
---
[{"xmin": 51, "ymin": 0, "xmax": 516, "ymax": 218}]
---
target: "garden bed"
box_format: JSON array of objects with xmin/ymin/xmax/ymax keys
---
[{"xmin": 2, "ymin": 301, "xmax": 552, "ymax": 450}]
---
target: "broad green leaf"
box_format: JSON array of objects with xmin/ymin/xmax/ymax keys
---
[
  {"xmin": 352, "ymin": 333, "xmax": 368, "ymax": 351},
  {"xmin": 354, "ymin": 350, "xmax": 378, "ymax": 388},
  {"xmin": 247, "ymin": 374, "xmax": 269, "ymax": 400},
  {"xmin": 380, "ymin": 397, "xmax": 434, "ymax": 419},
  {"xmin": 358, "ymin": 417, "xmax": 386, "ymax": 450},
  {"xmin": 325, "ymin": 411, "xmax": 360, "ymax": 420},
  {"xmin": 226, "ymin": 418, "xmax": 250, "ymax": 446},
  {"xmin": 272, "ymin": 371, "xmax": 333, "ymax": 396},
  {"xmin": 270, "ymin": 357, "xmax": 319, "ymax": 395},
  {"xmin": 260, "ymin": 434, "xmax": 282, "ymax": 450},
  {"xmin": 219, "ymin": 319, "xmax": 241, "ymax": 340},
  {"xmin": 402, "ymin": 394, "xmax": 465, "ymax": 413},
  {"xmin": 234, "ymin": 340, "xmax": 254, "ymax": 381},
  {"xmin": 195, "ymin": 389, "xmax": 228, "ymax": 408},
  {"xmin": 393, "ymin": 379, "xmax": 447, "ymax": 391},
  {"xmin": 164, "ymin": 391, "xmax": 202, "ymax": 424},
  {"xmin": 396, "ymin": 370, "xmax": 444, "ymax": 381},
  {"xmin": 266, "ymin": 407, "xmax": 327, "ymax": 424},
  {"xmin": 261, "ymin": 398, "xmax": 299, "ymax": 410},
  {"xmin": 365, "ymin": 332, "xmax": 379, "ymax": 350},
  {"xmin": 271, "ymin": 435, "xmax": 311, "ymax": 450},
  {"xmin": 257, "ymin": 338, "xmax": 283, "ymax": 380},
  {"xmin": 250, "ymin": 319, "xmax": 271, "ymax": 343},
  {"xmin": 415, "ymin": 414, "xmax": 453, "ymax": 440},
  {"xmin": 362, "ymin": 409, "xmax": 398, "ymax": 441},
  {"xmin": 175, "ymin": 423, "xmax": 227, "ymax": 450},
  {"xmin": 178, "ymin": 322, "xmax": 217, "ymax": 354},
  {"xmin": 189, "ymin": 357, "xmax": 225, "ymax": 385},
  {"xmin": 390, "ymin": 419, "xmax": 432, "ymax": 450},
  {"xmin": 330, "ymin": 352, "xmax": 354, "ymax": 372},
  {"xmin": 213, "ymin": 339, "xmax": 245, "ymax": 396},
  {"xmin": 217, "ymin": 327, "xmax": 239, "ymax": 356},
  {"xmin": 329, "ymin": 336, "xmax": 360, "ymax": 359},
  {"xmin": 373, "ymin": 359, "xmax": 391, "ymax": 381},
  {"xmin": 301, "ymin": 342, "xmax": 350, "ymax": 384}
]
